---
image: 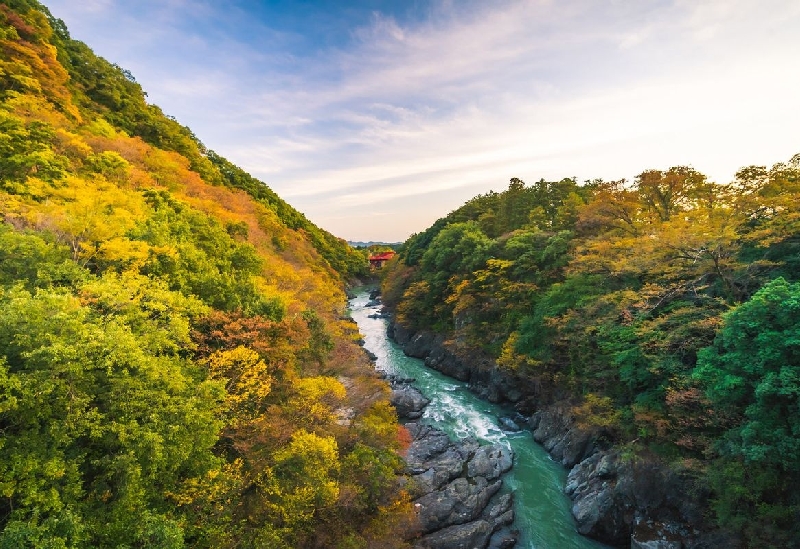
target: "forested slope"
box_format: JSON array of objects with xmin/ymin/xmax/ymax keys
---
[
  {"xmin": 383, "ymin": 161, "xmax": 800, "ymax": 545},
  {"xmin": 0, "ymin": 2, "xmax": 414, "ymax": 547}
]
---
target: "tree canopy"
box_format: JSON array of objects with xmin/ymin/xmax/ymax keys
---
[
  {"xmin": 383, "ymin": 155, "xmax": 800, "ymax": 546},
  {"xmin": 0, "ymin": 2, "xmax": 410, "ymax": 547}
]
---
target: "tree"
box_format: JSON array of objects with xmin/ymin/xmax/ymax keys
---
[
  {"xmin": 635, "ymin": 166, "xmax": 706, "ymax": 222},
  {"xmin": 694, "ymin": 278, "xmax": 800, "ymax": 545},
  {"xmin": 695, "ymin": 277, "xmax": 800, "ymax": 469},
  {"xmin": 260, "ymin": 430, "xmax": 340, "ymax": 534},
  {"xmin": 420, "ymin": 221, "xmax": 492, "ymax": 275}
]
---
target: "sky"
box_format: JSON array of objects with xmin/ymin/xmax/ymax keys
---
[{"xmin": 44, "ymin": 0, "xmax": 800, "ymax": 243}]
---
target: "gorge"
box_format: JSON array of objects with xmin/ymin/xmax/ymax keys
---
[{"xmin": 350, "ymin": 289, "xmax": 609, "ymax": 549}]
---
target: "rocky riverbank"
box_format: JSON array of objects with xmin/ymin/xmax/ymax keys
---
[
  {"xmin": 387, "ymin": 377, "xmax": 519, "ymax": 549},
  {"xmin": 387, "ymin": 320, "xmax": 734, "ymax": 549}
]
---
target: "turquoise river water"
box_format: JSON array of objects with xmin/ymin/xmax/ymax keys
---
[{"xmin": 350, "ymin": 290, "xmax": 609, "ymax": 549}]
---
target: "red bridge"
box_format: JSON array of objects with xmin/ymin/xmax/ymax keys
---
[{"xmin": 368, "ymin": 251, "xmax": 396, "ymax": 269}]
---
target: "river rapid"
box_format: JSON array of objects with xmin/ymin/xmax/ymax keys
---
[{"xmin": 350, "ymin": 290, "xmax": 608, "ymax": 549}]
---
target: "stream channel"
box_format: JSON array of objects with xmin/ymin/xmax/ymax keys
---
[{"xmin": 350, "ymin": 290, "xmax": 608, "ymax": 549}]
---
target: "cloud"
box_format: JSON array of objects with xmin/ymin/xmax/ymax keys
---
[{"xmin": 44, "ymin": 0, "xmax": 800, "ymax": 241}]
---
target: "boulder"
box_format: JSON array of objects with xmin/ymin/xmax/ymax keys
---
[
  {"xmin": 405, "ymin": 424, "xmax": 454, "ymax": 465},
  {"xmin": 481, "ymin": 493, "xmax": 514, "ymax": 522},
  {"xmin": 498, "ymin": 416, "xmax": 521, "ymax": 432},
  {"xmin": 425, "ymin": 345, "xmax": 471, "ymax": 381},
  {"xmin": 391, "ymin": 385, "xmax": 430, "ymax": 420},
  {"xmin": 565, "ymin": 451, "xmax": 632, "ymax": 546},
  {"xmin": 409, "ymin": 447, "xmax": 469, "ymax": 496},
  {"xmin": 364, "ymin": 349, "xmax": 378, "ymax": 361},
  {"xmin": 415, "ymin": 476, "xmax": 502, "ymax": 533},
  {"xmin": 405, "ymin": 332, "xmax": 437, "ymax": 359},
  {"xmin": 467, "ymin": 444, "xmax": 514, "ymax": 480},
  {"xmin": 487, "ymin": 527, "xmax": 519, "ymax": 549},
  {"xmin": 631, "ymin": 520, "xmax": 683, "ymax": 549},
  {"xmin": 389, "ymin": 322, "xmax": 413, "ymax": 345},
  {"xmin": 416, "ymin": 519, "xmax": 493, "ymax": 549},
  {"xmin": 404, "ymin": 422, "xmax": 517, "ymax": 546}
]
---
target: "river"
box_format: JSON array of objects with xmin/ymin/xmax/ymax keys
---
[{"xmin": 349, "ymin": 290, "xmax": 609, "ymax": 549}]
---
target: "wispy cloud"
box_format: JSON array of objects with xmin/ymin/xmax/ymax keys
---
[{"xmin": 45, "ymin": 0, "xmax": 800, "ymax": 241}]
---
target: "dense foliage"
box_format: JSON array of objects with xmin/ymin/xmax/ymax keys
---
[
  {"xmin": 0, "ymin": 2, "xmax": 412, "ymax": 547},
  {"xmin": 384, "ymin": 159, "xmax": 800, "ymax": 545}
]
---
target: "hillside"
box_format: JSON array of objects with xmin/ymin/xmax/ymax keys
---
[
  {"xmin": 0, "ymin": 2, "xmax": 413, "ymax": 548},
  {"xmin": 383, "ymin": 162, "xmax": 800, "ymax": 546}
]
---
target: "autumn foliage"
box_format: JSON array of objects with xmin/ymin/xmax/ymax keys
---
[
  {"xmin": 0, "ymin": 2, "xmax": 411, "ymax": 548},
  {"xmin": 384, "ymin": 155, "xmax": 800, "ymax": 544}
]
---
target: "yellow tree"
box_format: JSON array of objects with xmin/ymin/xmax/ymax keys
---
[
  {"xmin": 30, "ymin": 175, "xmax": 146, "ymax": 265},
  {"xmin": 259, "ymin": 430, "xmax": 340, "ymax": 534},
  {"xmin": 635, "ymin": 166, "xmax": 707, "ymax": 223},
  {"xmin": 205, "ymin": 346, "xmax": 273, "ymax": 426}
]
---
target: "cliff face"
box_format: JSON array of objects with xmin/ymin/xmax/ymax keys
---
[{"xmin": 388, "ymin": 319, "xmax": 738, "ymax": 549}]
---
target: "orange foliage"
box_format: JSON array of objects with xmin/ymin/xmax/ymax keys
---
[
  {"xmin": 80, "ymin": 128, "xmax": 345, "ymax": 314},
  {"xmin": 192, "ymin": 310, "xmax": 308, "ymax": 373},
  {"xmin": 0, "ymin": 5, "xmax": 80, "ymax": 119},
  {"xmin": 396, "ymin": 425, "xmax": 412, "ymax": 458}
]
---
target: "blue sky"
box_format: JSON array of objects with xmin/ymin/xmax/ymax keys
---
[{"xmin": 45, "ymin": 0, "xmax": 800, "ymax": 242}]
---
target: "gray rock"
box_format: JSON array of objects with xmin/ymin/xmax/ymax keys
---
[
  {"xmin": 406, "ymin": 424, "xmax": 453, "ymax": 465},
  {"xmin": 527, "ymin": 411, "xmax": 542, "ymax": 431},
  {"xmin": 487, "ymin": 526, "xmax": 518, "ymax": 549},
  {"xmin": 415, "ymin": 477, "xmax": 502, "ymax": 533},
  {"xmin": 481, "ymin": 493, "xmax": 513, "ymax": 522},
  {"xmin": 417, "ymin": 519, "xmax": 493, "ymax": 549},
  {"xmin": 560, "ymin": 428, "xmax": 594, "ymax": 468},
  {"xmin": 390, "ymin": 322, "xmax": 413, "ymax": 345},
  {"xmin": 498, "ymin": 416, "xmax": 521, "ymax": 432},
  {"xmin": 566, "ymin": 451, "xmax": 632, "ymax": 546},
  {"xmin": 631, "ymin": 537, "xmax": 682, "ymax": 549},
  {"xmin": 532, "ymin": 407, "xmax": 571, "ymax": 445},
  {"xmin": 491, "ymin": 509, "xmax": 515, "ymax": 529},
  {"xmin": 467, "ymin": 444, "xmax": 514, "ymax": 480},
  {"xmin": 454, "ymin": 436, "xmax": 481, "ymax": 460},
  {"xmin": 409, "ymin": 447, "xmax": 469, "ymax": 496},
  {"xmin": 631, "ymin": 538, "xmax": 683, "ymax": 549},
  {"xmin": 392, "ymin": 385, "xmax": 430, "ymax": 420},
  {"xmin": 405, "ymin": 332, "xmax": 437, "ymax": 358},
  {"xmin": 406, "ymin": 429, "xmax": 479, "ymax": 497},
  {"xmin": 364, "ymin": 349, "xmax": 378, "ymax": 361},
  {"xmin": 631, "ymin": 519, "xmax": 683, "ymax": 549},
  {"xmin": 426, "ymin": 349, "xmax": 471, "ymax": 381}
]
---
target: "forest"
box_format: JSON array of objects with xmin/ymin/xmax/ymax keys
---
[
  {"xmin": 0, "ymin": 1, "xmax": 416, "ymax": 547},
  {"xmin": 2, "ymin": 0, "xmax": 799, "ymax": 546},
  {"xmin": 383, "ymin": 160, "xmax": 800, "ymax": 546}
]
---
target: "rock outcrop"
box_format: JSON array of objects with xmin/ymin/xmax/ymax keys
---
[
  {"xmin": 390, "ymin": 379, "xmax": 430, "ymax": 420},
  {"xmin": 404, "ymin": 423, "xmax": 517, "ymax": 549},
  {"xmin": 386, "ymin": 376, "xmax": 518, "ymax": 549}
]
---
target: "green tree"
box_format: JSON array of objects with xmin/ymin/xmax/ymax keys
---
[
  {"xmin": 694, "ymin": 277, "xmax": 800, "ymax": 545},
  {"xmin": 695, "ymin": 277, "xmax": 800, "ymax": 467}
]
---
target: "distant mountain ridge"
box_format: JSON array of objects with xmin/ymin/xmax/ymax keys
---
[{"xmin": 348, "ymin": 240, "xmax": 402, "ymax": 248}]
